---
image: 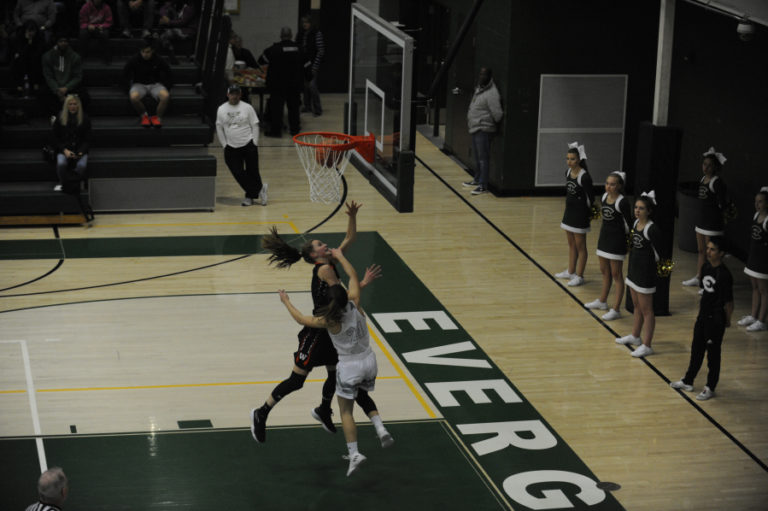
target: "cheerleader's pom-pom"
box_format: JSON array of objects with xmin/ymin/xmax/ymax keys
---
[
  {"xmin": 590, "ymin": 202, "xmax": 601, "ymax": 221},
  {"xmin": 657, "ymin": 259, "xmax": 675, "ymax": 277}
]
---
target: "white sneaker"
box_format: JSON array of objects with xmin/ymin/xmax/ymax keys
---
[
  {"xmin": 53, "ymin": 184, "xmax": 63, "ymax": 192},
  {"xmin": 258, "ymin": 183, "xmax": 269, "ymax": 206},
  {"xmin": 345, "ymin": 452, "xmax": 367, "ymax": 476},
  {"xmin": 379, "ymin": 432, "xmax": 394, "ymax": 448},
  {"xmin": 737, "ymin": 315, "xmax": 757, "ymax": 327},
  {"xmin": 696, "ymin": 386, "xmax": 714, "ymax": 401},
  {"xmin": 631, "ymin": 344, "xmax": 654, "ymax": 357},
  {"xmin": 554, "ymin": 270, "xmax": 573, "ymax": 279},
  {"xmin": 241, "ymin": 197, "xmax": 254, "ymax": 206},
  {"xmin": 615, "ymin": 334, "xmax": 641, "ymax": 345},
  {"xmin": 585, "ymin": 299, "xmax": 608, "ymax": 310},
  {"xmin": 670, "ymin": 380, "xmax": 693, "ymax": 392},
  {"xmin": 602, "ymin": 308, "xmax": 621, "ymax": 321},
  {"xmin": 567, "ymin": 275, "xmax": 584, "ymax": 287},
  {"xmin": 682, "ymin": 276, "xmax": 700, "ymax": 287},
  {"xmin": 746, "ymin": 320, "xmax": 767, "ymax": 332}
]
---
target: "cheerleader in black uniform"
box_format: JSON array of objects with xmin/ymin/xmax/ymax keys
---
[
  {"xmin": 555, "ymin": 142, "xmax": 594, "ymax": 287},
  {"xmin": 249, "ymin": 201, "xmax": 382, "ymax": 442},
  {"xmin": 584, "ymin": 171, "xmax": 633, "ymax": 320},
  {"xmin": 737, "ymin": 187, "xmax": 768, "ymax": 332},
  {"xmin": 682, "ymin": 148, "xmax": 728, "ymax": 287},
  {"xmin": 616, "ymin": 192, "xmax": 664, "ymax": 357}
]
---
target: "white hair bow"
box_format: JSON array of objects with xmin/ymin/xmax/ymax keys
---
[
  {"xmin": 702, "ymin": 146, "xmax": 727, "ymax": 165},
  {"xmin": 613, "ymin": 171, "xmax": 626, "ymax": 182},
  {"xmin": 568, "ymin": 141, "xmax": 587, "ymax": 160},
  {"xmin": 762, "ymin": 186, "xmax": 768, "ymax": 193},
  {"xmin": 641, "ymin": 190, "xmax": 657, "ymax": 205}
]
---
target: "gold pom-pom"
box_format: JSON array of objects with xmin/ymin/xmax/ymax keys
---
[
  {"xmin": 590, "ymin": 202, "xmax": 601, "ymax": 221},
  {"xmin": 657, "ymin": 258, "xmax": 675, "ymax": 277}
]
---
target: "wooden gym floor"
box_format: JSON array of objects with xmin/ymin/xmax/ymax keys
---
[{"xmin": 1, "ymin": 94, "xmax": 766, "ymax": 510}]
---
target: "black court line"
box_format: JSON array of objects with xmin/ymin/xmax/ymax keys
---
[
  {"xmin": 0, "ymin": 291, "xmax": 309, "ymax": 315},
  {"xmin": 415, "ymin": 153, "xmax": 768, "ymax": 474},
  {"xmin": 0, "ymin": 226, "xmax": 65, "ymax": 293},
  {"xmin": 0, "ymin": 255, "xmax": 252, "ymax": 299},
  {"xmin": 0, "ymin": 185, "xmax": 349, "ymax": 300}
]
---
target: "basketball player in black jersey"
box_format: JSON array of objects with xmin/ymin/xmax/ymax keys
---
[{"xmin": 249, "ymin": 201, "xmax": 382, "ymax": 442}]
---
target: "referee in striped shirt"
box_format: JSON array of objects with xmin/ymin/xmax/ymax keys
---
[{"xmin": 25, "ymin": 467, "xmax": 69, "ymax": 511}]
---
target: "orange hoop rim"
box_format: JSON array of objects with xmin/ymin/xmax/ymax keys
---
[{"xmin": 292, "ymin": 132, "xmax": 375, "ymax": 164}]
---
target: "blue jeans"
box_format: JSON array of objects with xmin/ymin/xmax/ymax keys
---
[
  {"xmin": 471, "ymin": 131, "xmax": 492, "ymax": 187},
  {"xmin": 56, "ymin": 153, "xmax": 88, "ymax": 192}
]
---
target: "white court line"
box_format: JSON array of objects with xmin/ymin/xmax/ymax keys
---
[{"xmin": 1, "ymin": 339, "xmax": 48, "ymax": 472}]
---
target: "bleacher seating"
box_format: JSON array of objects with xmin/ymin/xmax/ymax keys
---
[{"xmin": 0, "ymin": 6, "xmax": 224, "ymax": 224}]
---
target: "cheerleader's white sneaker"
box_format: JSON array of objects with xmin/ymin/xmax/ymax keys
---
[
  {"xmin": 554, "ymin": 270, "xmax": 573, "ymax": 279},
  {"xmin": 585, "ymin": 299, "xmax": 608, "ymax": 310},
  {"xmin": 602, "ymin": 308, "xmax": 621, "ymax": 321},
  {"xmin": 682, "ymin": 276, "xmax": 700, "ymax": 287},
  {"xmin": 567, "ymin": 275, "xmax": 585, "ymax": 287},
  {"xmin": 631, "ymin": 344, "xmax": 654, "ymax": 357},
  {"xmin": 746, "ymin": 320, "xmax": 767, "ymax": 332},
  {"xmin": 696, "ymin": 386, "xmax": 714, "ymax": 401},
  {"xmin": 615, "ymin": 334, "xmax": 642, "ymax": 346},
  {"xmin": 670, "ymin": 380, "xmax": 693, "ymax": 392},
  {"xmin": 737, "ymin": 315, "xmax": 757, "ymax": 327}
]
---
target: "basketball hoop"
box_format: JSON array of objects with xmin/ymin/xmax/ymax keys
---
[{"xmin": 293, "ymin": 132, "xmax": 375, "ymax": 204}]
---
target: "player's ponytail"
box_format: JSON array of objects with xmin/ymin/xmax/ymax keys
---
[{"xmin": 262, "ymin": 226, "xmax": 303, "ymax": 268}]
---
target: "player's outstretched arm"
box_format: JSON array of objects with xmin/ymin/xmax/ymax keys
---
[
  {"xmin": 359, "ymin": 264, "xmax": 382, "ymax": 290},
  {"xmin": 278, "ymin": 289, "xmax": 326, "ymax": 328},
  {"xmin": 330, "ymin": 248, "xmax": 360, "ymax": 305},
  {"xmin": 338, "ymin": 200, "xmax": 362, "ymax": 253}
]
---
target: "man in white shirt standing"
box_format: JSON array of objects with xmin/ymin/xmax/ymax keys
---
[{"xmin": 215, "ymin": 85, "xmax": 268, "ymax": 206}]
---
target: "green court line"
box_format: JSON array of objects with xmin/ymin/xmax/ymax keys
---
[
  {"xmin": 0, "ymin": 233, "xmax": 355, "ymax": 260},
  {"xmin": 1, "ymin": 421, "xmax": 507, "ymax": 511}
]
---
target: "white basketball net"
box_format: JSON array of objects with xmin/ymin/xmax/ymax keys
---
[{"xmin": 294, "ymin": 134, "xmax": 355, "ymax": 204}]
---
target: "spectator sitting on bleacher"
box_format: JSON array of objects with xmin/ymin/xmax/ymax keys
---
[
  {"xmin": 42, "ymin": 32, "xmax": 90, "ymax": 118},
  {"xmin": 155, "ymin": 0, "xmax": 195, "ymax": 65},
  {"xmin": 117, "ymin": 0, "xmax": 154, "ymax": 39},
  {"xmin": 79, "ymin": 0, "xmax": 113, "ymax": 65},
  {"xmin": 52, "ymin": 93, "xmax": 91, "ymax": 193},
  {"xmin": 123, "ymin": 37, "xmax": 171, "ymax": 127},
  {"xmin": 13, "ymin": 0, "xmax": 56, "ymax": 43},
  {"xmin": 10, "ymin": 20, "xmax": 45, "ymax": 95}
]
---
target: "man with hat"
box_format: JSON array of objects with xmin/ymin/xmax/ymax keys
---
[{"xmin": 215, "ymin": 84, "xmax": 268, "ymax": 206}]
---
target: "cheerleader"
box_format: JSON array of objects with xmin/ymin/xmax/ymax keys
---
[
  {"xmin": 737, "ymin": 187, "xmax": 768, "ymax": 332},
  {"xmin": 584, "ymin": 172, "xmax": 633, "ymax": 320},
  {"xmin": 682, "ymin": 147, "xmax": 728, "ymax": 287},
  {"xmin": 616, "ymin": 192, "xmax": 664, "ymax": 357},
  {"xmin": 555, "ymin": 142, "xmax": 594, "ymax": 287}
]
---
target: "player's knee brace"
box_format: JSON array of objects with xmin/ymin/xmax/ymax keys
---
[
  {"xmin": 273, "ymin": 371, "xmax": 306, "ymax": 402},
  {"xmin": 355, "ymin": 389, "xmax": 376, "ymax": 415}
]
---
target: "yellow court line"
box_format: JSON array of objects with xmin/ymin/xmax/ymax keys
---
[
  {"xmin": 368, "ymin": 324, "xmax": 437, "ymax": 418},
  {"xmin": 0, "ymin": 375, "xmax": 403, "ymax": 394}
]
